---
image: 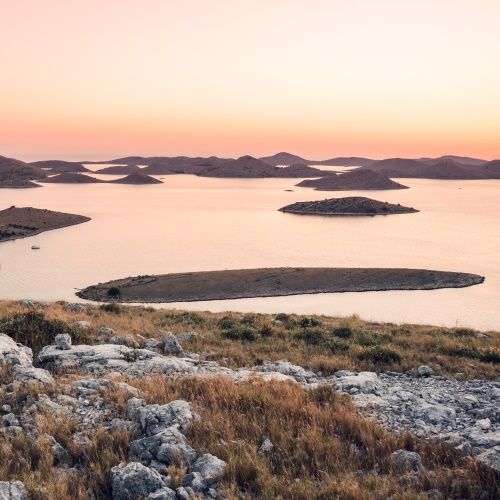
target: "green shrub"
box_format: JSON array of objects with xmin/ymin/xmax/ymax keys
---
[
  {"xmin": 331, "ymin": 327, "xmax": 352, "ymax": 339},
  {"xmin": 223, "ymin": 326, "xmax": 258, "ymax": 342},
  {"xmin": 358, "ymin": 346, "xmax": 401, "ymax": 365},
  {"xmin": 259, "ymin": 324, "xmax": 274, "ymax": 338},
  {"xmin": 99, "ymin": 303, "xmax": 122, "ymax": 314},
  {"xmin": 295, "ymin": 328, "xmax": 325, "ymax": 346},
  {"xmin": 274, "ymin": 313, "xmax": 290, "ymax": 322},
  {"xmin": 452, "ymin": 328, "xmax": 476, "ymax": 338},
  {"xmin": 0, "ymin": 311, "xmax": 88, "ymax": 356},
  {"xmin": 218, "ymin": 316, "xmax": 238, "ymax": 330},
  {"xmin": 298, "ymin": 317, "xmax": 321, "ymax": 328},
  {"xmin": 241, "ymin": 314, "xmax": 256, "ymax": 325},
  {"xmin": 327, "ymin": 339, "xmax": 350, "ymax": 354},
  {"xmin": 107, "ymin": 287, "xmax": 121, "ymax": 298},
  {"xmin": 478, "ymin": 349, "xmax": 500, "ymax": 364},
  {"xmin": 165, "ymin": 311, "xmax": 205, "ymax": 325}
]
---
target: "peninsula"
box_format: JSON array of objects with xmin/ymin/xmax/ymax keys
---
[
  {"xmin": 279, "ymin": 196, "xmax": 418, "ymax": 216},
  {"xmin": 77, "ymin": 267, "xmax": 484, "ymax": 303},
  {"xmin": 0, "ymin": 206, "xmax": 90, "ymax": 242}
]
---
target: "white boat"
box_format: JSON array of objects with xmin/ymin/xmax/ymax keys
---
[{"xmin": 31, "ymin": 245, "xmax": 40, "ymax": 250}]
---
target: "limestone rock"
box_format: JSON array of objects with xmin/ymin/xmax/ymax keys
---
[
  {"xmin": 163, "ymin": 333, "xmax": 184, "ymax": 356},
  {"xmin": 55, "ymin": 333, "xmax": 72, "ymax": 350},
  {"xmin": 110, "ymin": 462, "xmax": 166, "ymax": 500},
  {"xmin": 0, "ymin": 480, "xmax": 27, "ymax": 500},
  {"xmin": 389, "ymin": 450, "xmax": 423, "ymax": 473}
]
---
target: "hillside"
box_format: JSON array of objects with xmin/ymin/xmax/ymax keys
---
[
  {"xmin": 259, "ymin": 152, "xmax": 310, "ymax": 166},
  {"xmin": 311, "ymin": 156, "xmax": 374, "ymax": 167},
  {"xmin": 0, "ymin": 206, "xmax": 90, "ymax": 242},
  {"xmin": 30, "ymin": 160, "xmax": 90, "ymax": 173},
  {"xmin": 41, "ymin": 173, "xmax": 105, "ymax": 183},
  {"xmin": 111, "ymin": 172, "xmax": 163, "ymax": 184},
  {"xmin": 0, "ymin": 155, "xmax": 47, "ymax": 183},
  {"xmin": 417, "ymin": 160, "xmax": 486, "ymax": 179},
  {"xmin": 94, "ymin": 165, "xmax": 143, "ymax": 175},
  {"xmin": 279, "ymin": 196, "xmax": 417, "ymax": 216},
  {"xmin": 297, "ymin": 168, "xmax": 409, "ymax": 190},
  {"xmin": 364, "ymin": 158, "xmax": 425, "ymax": 177},
  {"xmin": 198, "ymin": 156, "xmax": 277, "ymax": 177}
]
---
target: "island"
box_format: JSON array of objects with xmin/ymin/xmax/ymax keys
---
[
  {"xmin": 94, "ymin": 165, "xmax": 143, "ymax": 175},
  {"xmin": 0, "ymin": 206, "xmax": 90, "ymax": 242},
  {"xmin": 279, "ymin": 196, "xmax": 418, "ymax": 216},
  {"xmin": 0, "ymin": 155, "xmax": 47, "ymax": 188},
  {"xmin": 77, "ymin": 267, "xmax": 484, "ymax": 303},
  {"xmin": 297, "ymin": 168, "xmax": 409, "ymax": 190},
  {"xmin": 111, "ymin": 172, "xmax": 163, "ymax": 184},
  {"xmin": 41, "ymin": 173, "xmax": 105, "ymax": 183}
]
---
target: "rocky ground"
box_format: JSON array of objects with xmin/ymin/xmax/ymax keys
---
[{"xmin": 0, "ymin": 303, "xmax": 499, "ymax": 498}]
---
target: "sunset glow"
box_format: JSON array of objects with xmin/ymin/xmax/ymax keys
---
[{"xmin": 2, "ymin": 0, "xmax": 500, "ymax": 160}]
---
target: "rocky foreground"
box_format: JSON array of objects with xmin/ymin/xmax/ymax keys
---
[{"xmin": 0, "ymin": 308, "xmax": 499, "ymax": 498}]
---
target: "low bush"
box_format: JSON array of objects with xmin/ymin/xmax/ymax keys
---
[
  {"xmin": 358, "ymin": 346, "xmax": 401, "ymax": 366},
  {"xmin": 331, "ymin": 326, "xmax": 353, "ymax": 339}
]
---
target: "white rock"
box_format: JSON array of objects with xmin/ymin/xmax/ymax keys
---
[
  {"xmin": 0, "ymin": 480, "xmax": 27, "ymax": 500},
  {"xmin": 55, "ymin": 333, "xmax": 72, "ymax": 350},
  {"xmin": 110, "ymin": 462, "xmax": 166, "ymax": 500}
]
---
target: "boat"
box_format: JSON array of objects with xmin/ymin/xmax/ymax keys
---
[{"xmin": 31, "ymin": 245, "xmax": 40, "ymax": 250}]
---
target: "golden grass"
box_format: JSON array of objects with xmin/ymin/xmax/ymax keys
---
[
  {"xmin": 128, "ymin": 376, "xmax": 499, "ymax": 499},
  {"xmin": 0, "ymin": 301, "xmax": 497, "ymax": 378}
]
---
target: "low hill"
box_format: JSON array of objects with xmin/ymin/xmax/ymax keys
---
[
  {"xmin": 0, "ymin": 155, "xmax": 47, "ymax": 182},
  {"xmin": 279, "ymin": 196, "xmax": 417, "ymax": 216},
  {"xmin": 311, "ymin": 157, "xmax": 374, "ymax": 167},
  {"xmin": 41, "ymin": 173, "xmax": 105, "ymax": 183},
  {"xmin": 198, "ymin": 156, "xmax": 276, "ymax": 177},
  {"xmin": 297, "ymin": 168, "xmax": 408, "ymax": 190},
  {"xmin": 480, "ymin": 160, "xmax": 500, "ymax": 178},
  {"xmin": 111, "ymin": 172, "xmax": 163, "ymax": 184},
  {"xmin": 417, "ymin": 160, "xmax": 485, "ymax": 179},
  {"xmin": 275, "ymin": 163, "xmax": 336, "ymax": 178},
  {"xmin": 364, "ymin": 158, "xmax": 425, "ymax": 177},
  {"xmin": 30, "ymin": 160, "xmax": 90, "ymax": 173},
  {"xmin": 429, "ymin": 155, "xmax": 487, "ymax": 167},
  {"xmin": 259, "ymin": 152, "xmax": 310, "ymax": 166},
  {"xmin": 0, "ymin": 206, "xmax": 90, "ymax": 242},
  {"xmin": 94, "ymin": 165, "xmax": 143, "ymax": 175}
]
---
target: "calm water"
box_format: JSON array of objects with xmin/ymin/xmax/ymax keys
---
[{"xmin": 1, "ymin": 168, "xmax": 499, "ymax": 331}]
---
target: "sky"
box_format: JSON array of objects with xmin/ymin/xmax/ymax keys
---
[{"xmin": 1, "ymin": 0, "xmax": 500, "ymax": 161}]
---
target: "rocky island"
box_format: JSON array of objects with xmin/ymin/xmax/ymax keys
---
[
  {"xmin": 77, "ymin": 267, "xmax": 484, "ymax": 303},
  {"xmin": 279, "ymin": 196, "xmax": 418, "ymax": 216},
  {"xmin": 0, "ymin": 206, "xmax": 90, "ymax": 242},
  {"xmin": 111, "ymin": 172, "xmax": 163, "ymax": 184},
  {"xmin": 297, "ymin": 168, "xmax": 409, "ymax": 191},
  {"xmin": 42, "ymin": 173, "xmax": 105, "ymax": 183}
]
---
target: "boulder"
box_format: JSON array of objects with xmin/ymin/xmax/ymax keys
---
[
  {"xmin": 0, "ymin": 334, "xmax": 33, "ymax": 368},
  {"xmin": 258, "ymin": 438, "xmax": 274, "ymax": 454},
  {"xmin": 417, "ymin": 404, "xmax": 456, "ymax": 425},
  {"xmin": 110, "ymin": 462, "xmax": 166, "ymax": 500},
  {"xmin": 417, "ymin": 366, "xmax": 433, "ymax": 377},
  {"xmin": 55, "ymin": 334, "xmax": 72, "ymax": 350},
  {"xmin": 254, "ymin": 360, "xmax": 317, "ymax": 383},
  {"xmin": 335, "ymin": 372, "xmax": 379, "ymax": 394},
  {"xmin": 75, "ymin": 320, "xmax": 91, "ymax": 330},
  {"xmin": 135, "ymin": 400, "xmax": 196, "ymax": 436},
  {"xmin": 0, "ymin": 481, "xmax": 27, "ymax": 500},
  {"xmin": 11, "ymin": 365, "xmax": 54, "ymax": 385},
  {"xmin": 476, "ymin": 446, "xmax": 500, "ymax": 473},
  {"xmin": 389, "ymin": 450, "xmax": 423, "ymax": 473},
  {"xmin": 163, "ymin": 333, "xmax": 184, "ymax": 356},
  {"xmin": 129, "ymin": 428, "xmax": 197, "ymax": 469},
  {"xmin": 191, "ymin": 453, "xmax": 226, "ymax": 484},
  {"xmin": 146, "ymin": 488, "xmax": 177, "ymax": 499}
]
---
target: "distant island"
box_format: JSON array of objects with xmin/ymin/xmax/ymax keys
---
[
  {"xmin": 296, "ymin": 168, "xmax": 409, "ymax": 191},
  {"xmin": 41, "ymin": 172, "xmax": 105, "ymax": 183},
  {"xmin": 112, "ymin": 172, "xmax": 163, "ymax": 184},
  {"xmin": 3, "ymin": 152, "xmax": 500, "ymax": 184},
  {"xmin": 279, "ymin": 196, "xmax": 417, "ymax": 216},
  {"xmin": 0, "ymin": 206, "xmax": 90, "ymax": 242},
  {"xmin": 77, "ymin": 267, "xmax": 484, "ymax": 302}
]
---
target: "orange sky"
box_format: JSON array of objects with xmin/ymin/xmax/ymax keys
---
[{"xmin": 1, "ymin": 0, "xmax": 500, "ymax": 161}]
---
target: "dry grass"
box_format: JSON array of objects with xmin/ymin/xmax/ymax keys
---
[
  {"xmin": 128, "ymin": 375, "xmax": 499, "ymax": 499},
  {"xmin": 0, "ymin": 300, "xmax": 499, "ymax": 498},
  {"xmin": 0, "ymin": 301, "xmax": 497, "ymax": 378}
]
